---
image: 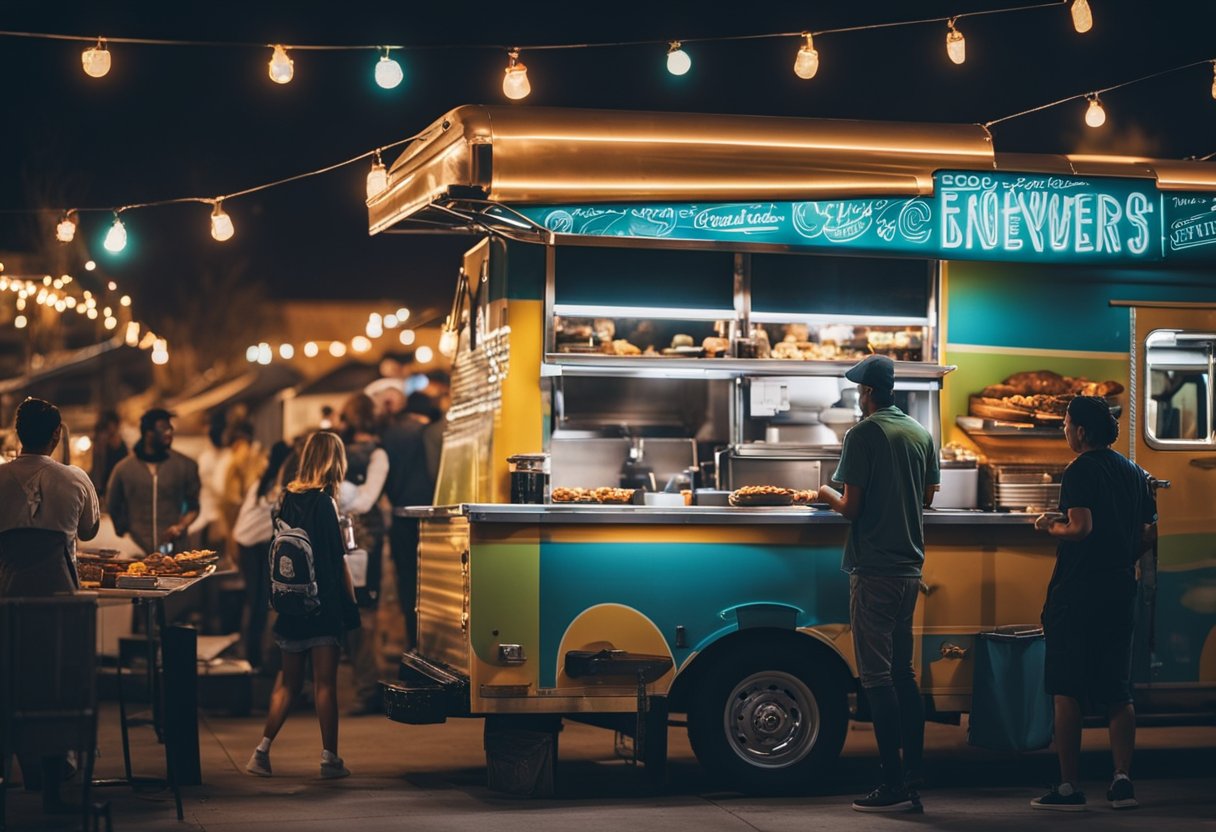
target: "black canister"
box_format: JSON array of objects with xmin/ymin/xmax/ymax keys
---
[{"xmin": 507, "ymin": 454, "xmax": 549, "ymax": 503}]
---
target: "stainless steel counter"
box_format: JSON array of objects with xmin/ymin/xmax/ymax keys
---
[{"xmin": 397, "ymin": 504, "xmax": 1037, "ymax": 526}]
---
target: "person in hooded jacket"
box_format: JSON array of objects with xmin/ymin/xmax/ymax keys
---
[{"xmin": 246, "ymin": 431, "xmax": 359, "ymax": 780}]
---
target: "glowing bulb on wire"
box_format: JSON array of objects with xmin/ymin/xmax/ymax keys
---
[
  {"xmin": 279, "ymin": 344, "xmax": 294, "ymax": 360},
  {"xmin": 304, "ymin": 341, "xmax": 319, "ymax": 357},
  {"xmin": 56, "ymin": 212, "xmax": 77, "ymax": 243},
  {"xmin": 268, "ymin": 45, "xmax": 294, "ymax": 84},
  {"xmin": 666, "ymin": 42, "xmax": 691, "ymax": 76},
  {"xmin": 399, "ymin": 329, "xmax": 416, "ymax": 346},
  {"xmin": 793, "ymin": 33, "xmax": 819, "ymax": 80},
  {"xmin": 946, "ymin": 19, "xmax": 966, "ymax": 65},
  {"xmin": 329, "ymin": 341, "xmax": 347, "ymax": 357},
  {"xmin": 103, "ymin": 215, "xmax": 127, "ymax": 253},
  {"xmin": 366, "ymin": 150, "xmax": 388, "ymax": 199},
  {"xmin": 374, "ymin": 49, "xmax": 403, "ymax": 89},
  {"xmin": 1084, "ymin": 94, "xmax": 1106, "ymax": 128},
  {"xmin": 415, "ymin": 345, "xmax": 434, "ymax": 364},
  {"xmin": 85, "ymin": 260, "xmax": 96, "ymax": 271},
  {"xmin": 82, "ymin": 39, "xmax": 111, "ymax": 78},
  {"xmin": 438, "ymin": 330, "xmax": 458, "ymax": 357},
  {"xmin": 210, "ymin": 201, "xmax": 234, "ymax": 241},
  {"xmin": 14, "ymin": 315, "xmax": 27, "ymax": 329},
  {"xmin": 1071, "ymin": 0, "xmax": 1093, "ymax": 33},
  {"xmin": 502, "ymin": 50, "xmax": 531, "ymax": 100}
]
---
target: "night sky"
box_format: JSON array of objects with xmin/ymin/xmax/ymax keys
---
[{"xmin": 3, "ymin": 0, "xmax": 1215, "ymax": 333}]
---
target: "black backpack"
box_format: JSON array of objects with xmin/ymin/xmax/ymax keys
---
[{"xmin": 269, "ymin": 498, "xmax": 320, "ymax": 615}]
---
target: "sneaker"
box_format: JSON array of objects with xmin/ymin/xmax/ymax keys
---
[
  {"xmin": 852, "ymin": 784, "xmax": 917, "ymax": 812},
  {"xmin": 1108, "ymin": 776, "xmax": 1138, "ymax": 809},
  {"xmin": 1031, "ymin": 785, "xmax": 1087, "ymax": 811},
  {"xmin": 320, "ymin": 757, "xmax": 351, "ymax": 779},
  {"xmin": 245, "ymin": 749, "xmax": 272, "ymax": 777}
]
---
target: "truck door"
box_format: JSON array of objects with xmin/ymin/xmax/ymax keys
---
[{"xmin": 1125, "ymin": 302, "xmax": 1216, "ymax": 696}]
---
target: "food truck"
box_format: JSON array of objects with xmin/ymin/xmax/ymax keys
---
[{"xmin": 366, "ymin": 106, "xmax": 1216, "ymax": 792}]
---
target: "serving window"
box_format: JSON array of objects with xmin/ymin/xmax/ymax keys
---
[{"xmin": 1144, "ymin": 330, "xmax": 1215, "ymax": 448}]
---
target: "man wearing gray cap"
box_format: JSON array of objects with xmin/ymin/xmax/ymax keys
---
[{"xmin": 818, "ymin": 354, "xmax": 940, "ymax": 812}]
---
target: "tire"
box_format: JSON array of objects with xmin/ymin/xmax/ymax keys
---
[{"xmin": 686, "ymin": 642, "xmax": 849, "ymax": 793}]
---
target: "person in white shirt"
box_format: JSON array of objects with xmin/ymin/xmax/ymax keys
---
[{"xmin": 0, "ymin": 397, "xmax": 100, "ymax": 566}]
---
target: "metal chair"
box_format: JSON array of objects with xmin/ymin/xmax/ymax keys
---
[{"xmin": 0, "ymin": 595, "xmax": 99, "ymax": 832}]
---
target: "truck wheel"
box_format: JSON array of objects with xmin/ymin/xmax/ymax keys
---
[{"xmin": 687, "ymin": 644, "xmax": 848, "ymax": 793}]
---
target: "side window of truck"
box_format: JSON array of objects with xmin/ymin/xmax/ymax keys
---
[{"xmin": 1144, "ymin": 330, "xmax": 1214, "ymax": 447}]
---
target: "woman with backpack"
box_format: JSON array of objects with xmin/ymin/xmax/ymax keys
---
[{"xmin": 246, "ymin": 431, "xmax": 359, "ymax": 779}]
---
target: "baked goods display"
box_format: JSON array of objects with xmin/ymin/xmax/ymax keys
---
[
  {"xmin": 119, "ymin": 550, "xmax": 218, "ymax": 578},
  {"xmin": 969, "ymin": 370, "xmax": 1124, "ymax": 426},
  {"xmin": 551, "ymin": 486, "xmax": 637, "ymax": 504},
  {"xmin": 729, "ymin": 485, "xmax": 796, "ymax": 506},
  {"xmin": 791, "ymin": 489, "xmax": 818, "ymax": 505}
]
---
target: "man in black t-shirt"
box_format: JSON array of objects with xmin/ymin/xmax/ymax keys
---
[{"xmin": 1032, "ymin": 396, "xmax": 1157, "ymax": 812}]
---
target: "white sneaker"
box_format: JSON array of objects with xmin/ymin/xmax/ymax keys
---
[
  {"xmin": 246, "ymin": 748, "xmax": 272, "ymax": 777},
  {"xmin": 320, "ymin": 757, "xmax": 350, "ymax": 779}
]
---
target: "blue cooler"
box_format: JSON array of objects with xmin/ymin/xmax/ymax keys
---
[{"xmin": 967, "ymin": 627, "xmax": 1054, "ymax": 752}]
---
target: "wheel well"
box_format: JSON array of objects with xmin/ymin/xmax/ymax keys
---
[{"xmin": 667, "ymin": 627, "xmax": 855, "ymax": 713}]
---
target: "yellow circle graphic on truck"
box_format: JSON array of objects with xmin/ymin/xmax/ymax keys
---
[{"xmin": 555, "ymin": 603, "xmax": 675, "ymax": 691}]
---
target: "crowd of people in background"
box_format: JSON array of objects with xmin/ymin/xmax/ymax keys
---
[{"xmin": 0, "ymin": 368, "xmax": 451, "ymax": 733}]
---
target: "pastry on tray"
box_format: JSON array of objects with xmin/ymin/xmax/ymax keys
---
[{"xmin": 729, "ymin": 485, "xmax": 796, "ymax": 507}]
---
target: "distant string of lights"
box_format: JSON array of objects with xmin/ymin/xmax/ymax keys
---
[
  {"xmin": 3, "ymin": 1, "xmax": 1085, "ymax": 100},
  {"xmin": 243, "ymin": 308, "xmax": 435, "ymax": 366},
  {"xmin": 0, "ymin": 264, "xmax": 169, "ymax": 365}
]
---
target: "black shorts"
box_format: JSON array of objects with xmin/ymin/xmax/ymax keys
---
[{"xmin": 1042, "ymin": 589, "xmax": 1136, "ymax": 707}]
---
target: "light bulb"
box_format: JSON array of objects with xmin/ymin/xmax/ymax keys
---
[
  {"xmin": 87, "ymin": 308, "xmax": 98, "ymax": 319},
  {"xmin": 257, "ymin": 343, "xmax": 272, "ymax": 365},
  {"xmin": 1071, "ymin": 0, "xmax": 1093, "ymax": 33},
  {"xmin": 329, "ymin": 341, "xmax": 347, "ymax": 357},
  {"xmin": 246, "ymin": 345, "xmax": 259, "ymax": 362},
  {"xmin": 14, "ymin": 315, "xmax": 27, "ymax": 329},
  {"xmin": 793, "ymin": 33, "xmax": 819, "ymax": 80},
  {"xmin": 82, "ymin": 40, "xmax": 111, "ymax": 78},
  {"xmin": 268, "ymin": 45, "xmax": 294, "ymax": 84},
  {"xmin": 502, "ymin": 50, "xmax": 531, "ymax": 100},
  {"xmin": 1085, "ymin": 95, "xmax": 1106, "ymax": 128},
  {"xmin": 151, "ymin": 343, "xmax": 169, "ymax": 366},
  {"xmin": 56, "ymin": 213, "xmax": 77, "ymax": 243},
  {"xmin": 303, "ymin": 341, "xmax": 319, "ymax": 357},
  {"xmin": 85, "ymin": 260, "xmax": 96, "ymax": 271},
  {"xmin": 279, "ymin": 343, "xmax": 295, "ymax": 360},
  {"xmin": 415, "ymin": 345, "xmax": 434, "ymax": 364},
  {"xmin": 384, "ymin": 314, "xmax": 399, "ymax": 328},
  {"xmin": 366, "ymin": 152, "xmax": 388, "ymax": 199},
  {"xmin": 125, "ymin": 322, "xmax": 139, "ymax": 345},
  {"xmin": 374, "ymin": 52, "xmax": 403, "ymax": 89},
  {"xmin": 351, "ymin": 335, "xmax": 372, "ymax": 353},
  {"xmin": 103, "ymin": 216, "xmax": 127, "ymax": 253},
  {"xmin": 120, "ymin": 295, "xmax": 131, "ymax": 307},
  {"xmin": 104, "ymin": 316, "xmax": 117, "ymax": 330},
  {"xmin": 666, "ymin": 42, "xmax": 691, "ymax": 76},
  {"xmin": 210, "ymin": 202, "xmax": 234, "ymax": 241},
  {"xmin": 396, "ymin": 307, "xmax": 409, "ymax": 321},
  {"xmin": 399, "ymin": 329, "xmax": 416, "ymax": 346},
  {"xmin": 439, "ymin": 329, "xmax": 458, "ymax": 357},
  {"xmin": 946, "ymin": 22, "xmax": 966, "ymax": 65}
]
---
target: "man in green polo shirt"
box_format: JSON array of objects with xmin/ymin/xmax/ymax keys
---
[{"xmin": 818, "ymin": 354, "xmax": 940, "ymax": 813}]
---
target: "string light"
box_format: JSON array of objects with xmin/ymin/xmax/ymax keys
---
[
  {"xmin": 210, "ymin": 200, "xmax": 235, "ymax": 241},
  {"xmin": 1071, "ymin": 0, "xmax": 1093, "ymax": 34},
  {"xmin": 396, "ymin": 307, "xmax": 410, "ymax": 321},
  {"xmin": 278, "ymin": 343, "xmax": 294, "ymax": 359},
  {"xmin": 268, "ymin": 45, "xmax": 294, "ymax": 84},
  {"xmin": 415, "ymin": 345, "xmax": 434, "ymax": 364},
  {"xmin": 351, "ymin": 335, "xmax": 372, "ymax": 353},
  {"xmin": 151, "ymin": 338, "xmax": 169, "ymax": 365},
  {"xmin": 793, "ymin": 33, "xmax": 819, "ymax": 80},
  {"xmin": 946, "ymin": 19, "xmax": 966, "ymax": 65},
  {"xmin": 104, "ymin": 316, "xmax": 118, "ymax": 330},
  {"xmin": 666, "ymin": 41, "xmax": 691, "ymax": 76},
  {"xmin": 14, "ymin": 315, "xmax": 26, "ymax": 329},
  {"xmin": 329, "ymin": 341, "xmax": 347, "ymax": 357},
  {"xmin": 56, "ymin": 212, "xmax": 77, "ymax": 242},
  {"xmin": 366, "ymin": 313, "xmax": 383, "ymax": 338},
  {"xmin": 374, "ymin": 48, "xmax": 403, "ymax": 89},
  {"xmin": 81, "ymin": 39, "xmax": 111, "ymax": 78},
  {"xmin": 103, "ymin": 215, "xmax": 127, "ymax": 253},
  {"xmin": 120, "ymin": 295, "xmax": 131, "ymax": 306},
  {"xmin": 85, "ymin": 260, "xmax": 96, "ymax": 271},
  {"xmin": 303, "ymin": 341, "xmax": 319, "ymax": 357},
  {"xmin": 366, "ymin": 150, "xmax": 388, "ymax": 199},
  {"xmin": 1084, "ymin": 93, "xmax": 1107, "ymax": 127},
  {"xmin": 438, "ymin": 329, "xmax": 458, "ymax": 357},
  {"xmin": 502, "ymin": 50, "xmax": 530, "ymax": 100},
  {"xmin": 399, "ymin": 329, "xmax": 416, "ymax": 346}
]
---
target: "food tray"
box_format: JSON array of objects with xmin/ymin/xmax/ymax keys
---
[
  {"xmin": 729, "ymin": 487, "xmax": 796, "ymax": 507},
  {"xmin": 116, "ymin": 575, "xmax": 159, "ymax": 589}
]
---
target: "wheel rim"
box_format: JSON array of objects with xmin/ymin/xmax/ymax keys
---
[{"xmin": 722, "ymin": 670, "xmax": 820, "ymax": 769}]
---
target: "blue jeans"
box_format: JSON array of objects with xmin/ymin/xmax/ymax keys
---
[{"xmin": 850, "ymin": 574, "xmax": 920, "ymax": 689}]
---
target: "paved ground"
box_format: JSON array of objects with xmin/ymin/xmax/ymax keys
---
[{"xmin": 7, "ymin": 687, "xmax": 1215, "ymax": 831}]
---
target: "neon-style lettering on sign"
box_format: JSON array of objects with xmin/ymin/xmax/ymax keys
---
[{"xmin": 937, "ymin": 173, "xmax": 1154, "ymax": 257}]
